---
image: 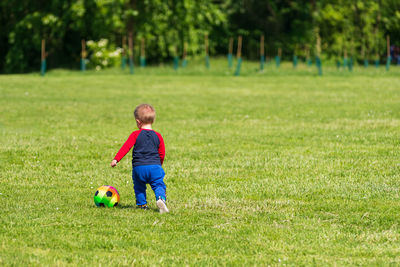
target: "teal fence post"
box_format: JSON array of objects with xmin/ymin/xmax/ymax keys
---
[
  {"xmin": 386, "ymin": 56, "xmax": 391, "ymax": 71},
  {"xmin": 129, "ymin": 57, "xmax": 134, "ymax": 74},
  {"xmin": 348, "ymin": 58, "xmax": 353, "ymax": 72},
  {"xmin": 140, "ymin": 56, "xmax": 146, "ymax": 67},
  {"xmin": 260, "ymin": 55, "xmax": 264, "ymax": 71},
  {"xmin": 316, "ymin": 56, "xmax": 322, "ymax": 76},
  {"xmin": 293, "ymin": 55, "xmax": 298, "ymax": 68},
  {"xmin": 343, "ymin": 57, "xmax": 348, "ymax": 69},
  {"xmin": 40, "ymin": 59, "xmax": 46, "ymax": 76},
  {"xmin": 336, "ymin": 59, "xmax": 341, "ymax": 69},
  {"xmin": 182, "ymin": 59, "xmax": 187, "ymax": 68},
  {"xmin": 234, "ymin": 57, "xmax": 242, "ymax": 76},
  {"xmin": 41, "ymin": 39, "xmax": 46, "ymax": 76},
  {"xmin": 205, "ymin": 34, "xmax": 210, "ymax": 69},
  {"xmin": 375, "ymin": 59, "xmax": 379, "ymax": 68},
  {"xmin": 364, "ymin": 59, "xmax": 368, "ymax": 68},
  {"xmin": 386, "ymin": 36, "xmax": 391, "ymax": 71},
  {"xmin": 182, "ymin": 43, "xmax": 188, "ymax": 68},
  {"xmin": 81, "ymin": 40, "xmax": 86, "ymax": 72},
  {"xmin": 173, "ymin": 56, "xmax": 179, "ymax": 70},
  {"xmin": 307, "ymin": 58, "xmax": 312, "ymax": 66},
  {"xmin": 121, "ymin": 56, "xmax": 126, "ymax": 70},
  {"xmin": 275, "ymin": 56, "xmax": 280, "ymax": 68},
  {"xmin": 228, "ymin": 53, "xmax": 233, "ymax": 68},
  {"xmin": 140, "ymin": 38, "xmax": 146, "ymax": 68},
  {"xmin": 121, "ymin": 36, "xmax": 127, "ymax": 70},
  {"xmin": 80, "ymin": 58, "xmax": 86, "ymax": 71},
  {"xmin": 128, "ymin": 33, "xmax": 134, "ymax": 74}
]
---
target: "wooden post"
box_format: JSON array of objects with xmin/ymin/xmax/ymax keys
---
[
  {"xmin": 41, "ymin": 39, "xmax": 46, "ymax": 76},
  {"xmin": 316, "ymin": 37, "xmax": 321, "ymax": 58},
  {"xmin": 293, "ymin": 44, "xmax": 298, "ymax": 68},
  {"xmin": 141, "ymin": 38, "xmax": 145, "ymax": 57},
  {"xmin": 183, "ymin": 42, "xmax": 187, "ymax": 60},
  {"xmin": 362, "ymin": 42, "xmax": 368, "ymax": 68},
  {"xmin": 41, "ymin": 39, "xmax": 46, "ymax": 62},
  {"xmin": 375, "ymin": 52, "xmax": 379, "ymax": 68},
  {"xmin": 260, "ymin": 35, "xmax": 265, "ymax": 71},
  {"xmin": 306, "ymin": 45, "xmax": 312, "ymax": 66},
  {"xmin": 361, "ymin": 44, "xmax": 365, "ymax": 59},
  {"xmin": 173, "ymin": 46, "xmax": 179, "ymax": 70},
  {"xmin": 140, "ymin": 38, "xmax": 146, "ymax": 67},
  {"xmin": 81, "ymin": 39, "xmax": 86, "ymax": 71},
  {"xmin": 228, "ymin": 37, "xmax": 233, "ymax": 68},
  {"xmin": 316, "ymin": 31, "xmax": 322, "ymax": 75},
  {"xmin": 229, "ymin": 37, "xmax": 233, "ymax": 55},
  {"xmin": 386, "ymin": 35, "xmax": 391, "ymax": 70},
  {"xmin": 344, "ymin": 46, "xmax": 352, "ymax": 71},
  {"xmin": 128, "ymin": 32, "xmax": 134, "ymax": 74},
  {"xmin": 260, "ymin": 35, "xmax": 264, "ymax": 57},
  {"xmin": 121, "ymin": 36, "xmax": 127, "ymax": 69},
  {"xmin": 275, "ymin": 47, "xmax": 282, "ymax": 68},
  {"xmin": 205, "ymin": 34, "xmax": 209, "ymax": 56},
  {"xmin": 81, "ymin": 40, "xmax": 86, "ymax": 59},
  {"xmin": 387, "ymin": 35, "xmax": 390, "ymax": 58},
  {"xmin": 234, "ymin": 35, "xmax": 242, "ymax": 76},
  {"xmin": 182, "ymin": 42, "xmax": 188, "ymax": 67},
  {"xmin": 236, "ymin": 36, "xmax": 242, "ymax": 59},
  {"xmin": 205, "ymin": 34, "xmax": 210, "ymax": 68},
  {"xmin": 349, "ymin": 41, "xmax": 354, "ymax": 71}
]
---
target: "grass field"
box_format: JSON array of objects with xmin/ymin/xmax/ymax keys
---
[{"xmin": 1, "ymin": 59, "xmax": 400, "ymax": 265}]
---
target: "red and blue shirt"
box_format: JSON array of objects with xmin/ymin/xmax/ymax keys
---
[{"xmin": 114, "ymin": 129, "xmax": 165, "ymax": 167}]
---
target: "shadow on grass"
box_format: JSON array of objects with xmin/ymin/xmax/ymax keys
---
[
  {"xmin": 117, "ymin": 204, "xmax": 159, "ymax": 213},
  {"xmin": 117, "ymin": 204, "xmax": 135, "ymax": 209}
]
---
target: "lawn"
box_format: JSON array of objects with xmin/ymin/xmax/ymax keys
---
[{"xmin": 1, "ymin": 59, "xmax": 400, "ymax": 265}]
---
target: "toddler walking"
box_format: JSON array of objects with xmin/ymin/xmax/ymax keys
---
[{"xmin": 111, "ymin": 104, "xmax": 169, "ymax": 213}]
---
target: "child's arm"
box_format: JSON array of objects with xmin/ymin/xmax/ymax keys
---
[
  {"xmin": 111, "ymin": 131, "xmax": 139, "ymax": 167},
  {"xmin": 156, "ymin": 132, "xmax": 165, "ymax": 165}
]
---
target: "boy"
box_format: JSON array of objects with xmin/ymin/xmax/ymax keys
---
[{"xmin": 111, "ymin": 104, "xmax": 169, "ymax": 214}]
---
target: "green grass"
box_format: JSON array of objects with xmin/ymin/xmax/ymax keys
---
[{"xmin": 1, "ymin": 59, "xmax": 400, "ymax": 265}]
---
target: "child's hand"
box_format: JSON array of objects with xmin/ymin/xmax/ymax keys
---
[{"xmin": 111, "ymin": 159, "xmax": 117, "ymax": 167}]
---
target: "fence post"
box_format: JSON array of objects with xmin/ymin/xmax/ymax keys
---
[
  {"xmin": 260, "ymin": 35, "xmax": 264, "ymax": 71},
  {"xmin": 81, "ymin": 39, "xmax": 86, "ymax": 71},
  {"xmin": 128, "ymin": 32, "xmax": 134, "ymax": 74},
  {"xmin": 228, "ymin": 37, "xmax": 233, "ymax": 68},
  {"xmin": 41, "ymin": 39, "xmax": 46, "ymax": 76},
  {"xmin": 234, "ymin": 36, "xmax": 242, "ymax": 76}
]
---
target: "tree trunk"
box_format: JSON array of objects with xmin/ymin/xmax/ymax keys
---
[{"xmin": 127, "ymin": 0, "xmax": 137, "ymax": 58}]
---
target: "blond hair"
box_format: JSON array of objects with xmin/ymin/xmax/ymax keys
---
[{"xmin": 134, "ymin": 104, "xmax": 156, "ymax": 124}]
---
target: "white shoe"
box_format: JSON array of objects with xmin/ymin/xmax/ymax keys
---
[{"xmin": 156, "ymin": 198, "xmax": 169, "ymax": 214}]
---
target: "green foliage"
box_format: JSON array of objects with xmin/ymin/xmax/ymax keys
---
[
  {"xmin": 86, "ymin": 39, "xmax": 121, "ymax": 70},
  {"xmin": 316, "ymin": 0, "xmax": 385, "ymax": 60},
  {"xmin": 0, "ymin": 0, "xmax": 399, "ymax": 73}
]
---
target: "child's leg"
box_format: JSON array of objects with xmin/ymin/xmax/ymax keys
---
[
  {"xmin": 148, "ymin": 165, "xmax": 167, "ymax": 201},
  {"xmin": 132, "ymin": 167, "xmax": 147, "ymax": 206}
]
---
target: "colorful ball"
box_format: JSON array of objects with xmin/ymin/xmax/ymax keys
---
[{"xmin": 94, "ymin": 185, "xmax": 120, "ymax": 207}]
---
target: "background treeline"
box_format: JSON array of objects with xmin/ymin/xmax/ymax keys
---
[{"xmin": 0, "ymin": 0, "xmax": 399, "ymax": 73}]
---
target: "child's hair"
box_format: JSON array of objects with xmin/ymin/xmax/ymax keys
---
[{"xmin": 134, "ymin": 104, "xmax": 156, "ymax": 124}]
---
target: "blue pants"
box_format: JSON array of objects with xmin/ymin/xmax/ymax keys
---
[{"xmin": 132, "ymin": 165, "xmax": 166, "ymax": 206}]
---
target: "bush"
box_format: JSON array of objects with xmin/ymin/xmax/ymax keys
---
[{"xmin": 86, "ymin": 39, "xmax": 121, "ymax": 70}]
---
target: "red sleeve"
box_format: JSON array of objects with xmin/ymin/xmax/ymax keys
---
[
  {"xmin": 156, "ymin": 132, "xmax": 165, "ymax": 165},
  {"xmin": 114, "ymin": 131, "xmax": 140, "ymax": 162}
]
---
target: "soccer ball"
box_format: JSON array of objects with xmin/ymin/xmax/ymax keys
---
[{"xmin": 94, "ymin": 185, "xmax": 120, "ymax": 207}]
